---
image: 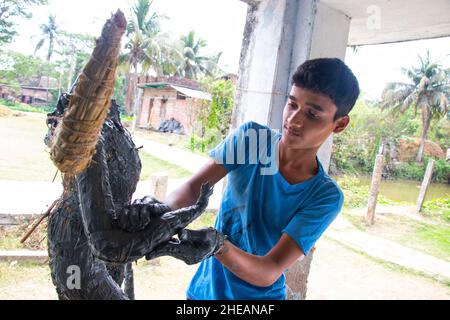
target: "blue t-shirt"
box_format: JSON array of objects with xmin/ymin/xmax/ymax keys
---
[{"xmin": 186, "ymin": 121, "xmax": 343, "ymax": 300}]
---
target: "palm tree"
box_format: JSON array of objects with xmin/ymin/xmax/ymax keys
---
[
  {"xmin": 177, "ymin": 31, "xmax": 220, "ymax": 80},
  {"xmin": 121, "ymin": 0, "xmax": 167, "ymax": 118},
  {"xmin": 35, "ymin": 15, "xmax": 59, "ymax": 102},
  {"xmin": 380, "ymin": 51, "xmax": 449, "ymax": 163}
]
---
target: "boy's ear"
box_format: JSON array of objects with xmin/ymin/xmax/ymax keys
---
[{"xmin": 333, "ymin": 115, "xmax": 350, "ymax": 134}]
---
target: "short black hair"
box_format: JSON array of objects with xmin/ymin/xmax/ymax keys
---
[{"xmin": 292, "ymin": 58, "xmax": 360, "ymax": 120}]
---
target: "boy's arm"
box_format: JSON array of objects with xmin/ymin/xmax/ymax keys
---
[
  {"xmin": 214, "ymin": 233, "xmax": 304, "ymax": 287},
  {"xmin": 165, "ymin": 159, "xmax": 228, "ymax": 210}
]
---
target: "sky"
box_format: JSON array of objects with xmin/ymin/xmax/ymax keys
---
[
  {"xmin": 8, "ymin": 0, "xmax": 249, "ymax": 73},
  {"xmin": 6, "ymin": 0, "xmax": 450, "ymax": 100}
]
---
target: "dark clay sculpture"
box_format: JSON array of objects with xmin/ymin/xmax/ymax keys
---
[{"xmin": 45, "ymin": 95, "xmax": 225, "ymax": 300}]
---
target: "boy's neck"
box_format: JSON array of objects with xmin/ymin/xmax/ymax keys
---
[{"xmin": 278, "ymin": 140, "xmax": 319, "ymax": 182}]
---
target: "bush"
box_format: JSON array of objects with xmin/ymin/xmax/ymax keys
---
[
  {"xmin": 187, "ymin": 129, "xmax": 222, "ymax": 154},
  {"xmin": 422, "ymin": 198, "xmax": 450, "ymax": 222},
  {"xmin": 0, "ymin": 99, "xmax": 53, "ymax": 114},
  {"xmin": 433, "ymin": 159, "xmax": 450, "ymax": 183},
  {"xmin": 393, "ymin": 158, "xmax": 449, "ymax": 183},
  {"xmin": 337, "ymin": 176, "xmax": 370, "ymax": 208}
]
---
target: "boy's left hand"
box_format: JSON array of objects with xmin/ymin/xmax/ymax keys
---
[{"xmin": 145, "ymin": 227, "xmax": 226, "ymax": 265}]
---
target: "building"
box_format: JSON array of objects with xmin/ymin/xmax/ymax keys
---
[
  {"xmin": 0, "ymin": 76, "xmax": 57, "ymax": 106},
  {"xmin": 136, "ymin": 76, "xmax": 211, "ymax": 135}
]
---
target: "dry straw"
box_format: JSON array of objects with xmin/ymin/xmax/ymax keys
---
[{"xmin": 50, "ymin": 10, "xmax": 127, "ymax": 175}]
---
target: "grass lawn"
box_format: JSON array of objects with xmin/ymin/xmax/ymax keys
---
[
  {"xmin": 139, "ymin": 151, "xmax": 191, "ymax": 180},
  {"xmin": 0, "ymin": 112, "xmax": 57, "ymax": 182},
  {"xmin": 0, "ymin": 111, "xmax": 191, "ymax": 181},
  {"xmin": 343, "ymin": 208, "xmax": 450, "ymax": 262},
  {"xmin": 135, "ymin": 129, "xmax": 190, "ymax": 151},
  {"xmin": 134, "ymin": 129, "xmax": 209, "ymax": 157}
]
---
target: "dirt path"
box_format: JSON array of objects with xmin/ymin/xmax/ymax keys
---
[
  {"xmin": 1, "ymin": 237, "xmax": 448, "ymax": 300},
  {"xmin": 307, "ymin": 237, "xmax": 449, "ymax": 300}
]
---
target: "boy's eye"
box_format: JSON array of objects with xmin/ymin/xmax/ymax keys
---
[{"xmin": 307, "ymin": 110, "xmax": 318, "ymax": 119}]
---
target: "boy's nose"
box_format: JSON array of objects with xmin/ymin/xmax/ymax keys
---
[{"xmin": 288, "ymin": 108, "xmax": 303, "ymax": 128}]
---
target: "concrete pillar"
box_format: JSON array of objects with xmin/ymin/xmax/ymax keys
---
[
  {"xmin": 235, "ymin": 0, "xmax": 351, "ymax": 300},
  {"xmin": 234, "ymin": 0, "xmax": 350, "ymax": 171},
  {"xmin": 150, "ymin": 174, "xmax": 168, "ymax": 201}
]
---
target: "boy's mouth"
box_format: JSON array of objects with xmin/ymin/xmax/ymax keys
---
[{"xmin": 284, "ymin": 125, "xmax": 301, "ymax": 137}]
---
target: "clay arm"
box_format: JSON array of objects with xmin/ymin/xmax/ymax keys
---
[
  {"xmin": 76, "ymin": 137, "xmax": 214, "ymax": 264},
  {"xmin": 115, "ymin": 196, "xmax": 173, "ymax": 233},
  {"xmin": 145, "ymin": 228, "xmax": 227, "ymax": 265}
]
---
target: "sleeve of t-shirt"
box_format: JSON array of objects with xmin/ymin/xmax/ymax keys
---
[
  {"xmin": 208, "ymin": 121, "xmax": 259, "ymax": 173},
  {"xmin": 282, "ymin": 182, "xmax": 344, "ymax": 256}
]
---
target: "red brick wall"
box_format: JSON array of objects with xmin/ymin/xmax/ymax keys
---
[{"xmin": 139, "ymin": 87, "xmax": 206, "ymax": 135}]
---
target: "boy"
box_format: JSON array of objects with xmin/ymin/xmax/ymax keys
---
[{"xmin": 148, "ymin": 58, "xmax": 359, "ymax": 300}]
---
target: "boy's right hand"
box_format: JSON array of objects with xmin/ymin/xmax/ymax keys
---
[{"xmin": 144, "ymin": 227, "xmax": 227, "ymax": 265}]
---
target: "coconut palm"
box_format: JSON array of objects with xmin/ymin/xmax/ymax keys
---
[
  {"xmin": 35, "ymin": 15, "xmax": 59, "ymax": 102},
  {"xmin": 177, "ymin": 31, "xmax": 221, "ymax": 80},
  {"xmin": 380, "ymin": 51, "xmax": 449, "ymax": 163},
  {"xmin": 121, "ymin": 0, "xmax": 168, "ymax": 117}
]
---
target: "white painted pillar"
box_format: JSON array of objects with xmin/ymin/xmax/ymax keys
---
[
  {"xmin": 234, "ymin": 0, "xmax": 350, "ymax": 171},
  {"xmin": 235, "ymin": 0, "xmax": 351, "ymax": 300}
]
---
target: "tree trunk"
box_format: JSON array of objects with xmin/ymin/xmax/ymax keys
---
[
  {"xmin": 46, "ymin": 61, "xmax": 50, "ymax": 104},
  {"xmin": 131, "ymin": 70, "xmax": 140, "ymax": 133},
  {"xmin": 285, "ymin": 251, "xmax": 315, "ymax": 300},
  {"xmin": 125, "ymin": 73, "xmax": 134, "ymax": 115},
  {"xmin": 366, "ymin": 154, "xmax": 384, "ymax": 225},
  {"xmin": 416, "ymin": 105, "xmax": 431, "ymax": 163},
  {"xmin": 416, "ymin": 159, "xmax": 435, "ymax": 213},
  {"xmin": 67, "ymin": 54, "xmax": 75, "ymax": 91}
]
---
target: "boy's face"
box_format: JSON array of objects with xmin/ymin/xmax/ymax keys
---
[{"xmin": 281, "ymin": 85, "xmax": 349, "ymax": 150}]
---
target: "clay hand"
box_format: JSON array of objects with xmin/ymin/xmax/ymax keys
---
[
  {"xmin": 144, "ymin": 227, "xmax": 227, "ymax": 265},
  {"xmin": 116, "ymin": 196, "xmax": 172, "ymax": 232}
]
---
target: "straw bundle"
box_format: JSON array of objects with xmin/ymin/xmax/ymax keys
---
[{"xmin": 50, "ymin": 10, "xmax": 127, "ymax": 175}]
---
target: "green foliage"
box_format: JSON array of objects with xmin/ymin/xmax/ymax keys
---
[
  {"xmin": 120, "ymin": 115, "xmax": 135, "ymax": 123},
  {"xmin": 422, "ymin": 198, "xmax": 450, "ymax": 222},
  {"xmin": 34, "ymin": 15, "xmax": 59, "ymax": 63},
  {"xmin": 177, "ymin": 31, "xmax": 223, "ymax": 79},
  {"xmin": 413, "ymin": 221, "xmax": 450, "ymax": 261},
  {"xmin": 393, "ymin": 161, "xmax": 425, "ymax": 180},
  {"xmin": 1, "ymin": 99, "xmax": 53, "ymax": 114},
  {"xmin": 337, "ymin": 176, "xmax": 370, "ymax": 208},
  {"xmin": 393, "ymin": 158, "xmax": 449, "ymax": 183},
  {"xmin": 0, "ymin": 50, "xmax": 46, "ymax": 86},
  {"xmin": 54, "ymin": 31, "xmax": 94, "ymax": 91},
  {"xmin": 187, "ymin": 133, "xmax": 214, "ymax": 154},
  {"xmin": 422, "ymin": 199, "xmax": 450, "ymax": 223},
  {"xmin": 204, "ymin": 79, "xmax": 235, "ymax": 136},
  {"xmin": 331, "ymin": 94, "xmax": 450, "ymax": 182},
  {"xmin": 379, "ymin": 52, "xmax": 449, "ymax": 163},
  {"xmin": 332, "ymin": 99, "xmax": 384, "ymax": 175},
  {"xmin": 428, "ymin": 116, "xmax": 450, "ymax": 151},
  {"xmin": 433, "ymin": 159, "xmax": 450, "ymax": 183},
  {"xmin": 0, "ymin": 0, "xmax": 48, "ymax": 45},
  {"xmin": 187, "ymin": 79, "xmax": 235, "ymax": 154},
  {"xmin": 113, "ymin": 72, "xmax": 126, "ymax": 108}
]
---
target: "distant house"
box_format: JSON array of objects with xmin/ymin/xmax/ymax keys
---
[
  {"xmin": 136, "ymin": 76, "xmax": 211, "ymax": 135},
  {"xmin": 0, "ymin": 76, "xmax": 57, "ymax": 106}
]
